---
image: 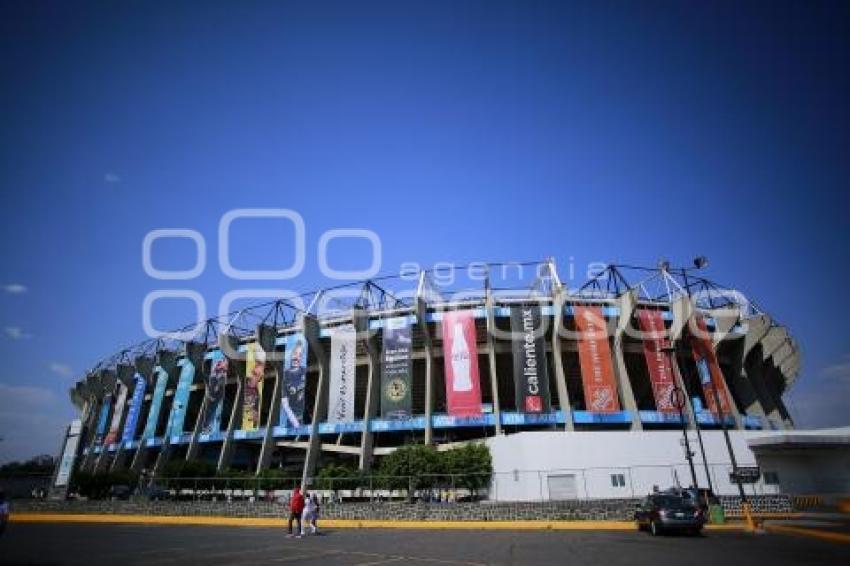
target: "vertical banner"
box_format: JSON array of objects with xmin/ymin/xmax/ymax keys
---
[
  {"xmin": 55, "ymin": 419, "xmax": 82, "ymax": 487},
  {"xmin": 121, "ymin": 372, "xmax": 147, "ymax": 444},
  {"xmin": 166, "ymin": 358, "xmax": 195, "ymax": 438},
  {"xmin": 104, "ymin": 383, "xmax": 128, "ymax": 446},
  {"xmin": 441, "ymin": 310, "xmax": 483, "ymax": 417},
  {"xmin": 381, "ymin": 318, "xmax": 413, "ymax": 419},
  {"xmin": 328, "ymin": 326, "xmax": 356, "ymax": 424},
  {"xmin": 575, "ymin": 306, "xmax": 621, "ymax": 413},
  {"xmin": 691, "ymin": 316, "xmax": 732, "ymax": 416},
  {"xmin": 242, "ymin": 343, "xmax": 265, "ymax": 430},
  {"xmin": 636, "ymin": 310, "xmax": 677, "ymax": 413},
  {"xmin": 201, "ymin": 351, "xmax": 227, "ymax": 433},
  {"xmin": 142, "ymin": 366, "xmax": 168, "ymax": 440},
  {"xmin": 281, "ymin": 333, "xmax": 308, "ymax": 427},
  {"xmin": 94, "ymin": 394, "xmax": 112, "ymax": 445},
  {"xmin": 510, "ymin": 306, "xmax": 551, "ymax": 413}
]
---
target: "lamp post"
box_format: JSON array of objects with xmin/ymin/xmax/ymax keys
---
[
  {"xmin": 662, "ymin": 344, "xmax": 713, "ymax": 504},
  {"xmin": 681, "ymin": 255, "xmax": 753, "ymax": 529},
  {"xmin": 669, "ymin": 385, "xmax": 698, "ymax": 490}
]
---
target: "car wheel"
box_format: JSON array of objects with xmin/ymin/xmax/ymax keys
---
[{"xmin": 650, "ymin": 520, "xmax": 660, "ymax": 536}]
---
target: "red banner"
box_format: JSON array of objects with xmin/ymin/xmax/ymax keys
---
[
  {"xmin": 691, "ymin": 316, "xmax": 732, "ymax": 416},
  {"xmin": 575, "ymin": 306, "xmax": 620, "ymax": 412},
  {"xmin": 636, "ymin": 310, "xmax": 677, "ymax": 413},
  {"xmin": 441, "ymin": 310, "xmax": 482, "ymax": 417}
]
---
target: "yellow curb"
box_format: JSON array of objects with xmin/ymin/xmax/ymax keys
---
[
  {"xmin": 9, "ymin": 513, "xmax": 747, "ymax": 531},
  {"xmin": 764, "ymin": 523, "xmax": 850, "ymax": 545}
]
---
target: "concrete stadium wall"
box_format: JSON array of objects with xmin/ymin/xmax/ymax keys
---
[{"xmin": 11, "ymin": 496, "xmax": 793, "ymax": 521}]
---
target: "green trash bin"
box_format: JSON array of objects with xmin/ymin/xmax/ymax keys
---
[{"xmin": 709, "ymin": 504, "xmax": 725, "ymax": 524}]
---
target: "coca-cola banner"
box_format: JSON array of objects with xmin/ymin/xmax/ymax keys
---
[
  {"xmin": 381, "ymin": 318, "xmax": 413, "ymax": 420},
  {"xmin": 636, "ymin": 310, "xmax": 677, "ymax": 413},
  {"xmin": 691, "ymin": 316, "xmax": 732, "ymax": 416},
  {"xmin": 281, "ymin": 333, "xmax": 308, "ymax": 428},
  {"xmin": 441, "ymin": 310, "xmax": 482, "ymax": 417},
  {"xmin": 242, "ymin": 343, "xmax": 264, "ymax": 430},
  {"xmin": 328, "ymin": 326, "xmax": 355, "ymax": 423},
  {"xmin": 575, "ymin": 306, "xmax": 620, "ymax": 413},
  {"xmin": 510, "ymin": 306, "xmax": 551, "ymax": 413}
]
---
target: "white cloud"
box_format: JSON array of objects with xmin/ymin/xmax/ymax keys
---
[
  {"xmin": 3, "ymin": 283, "xmax": 27, "ymax": 294},
  {"xmin": 0, "ymin": 383, "xmax": 73, "ymax": 464},
  {"xmin": 104, "ymin": 172, "xmax": 121, "ymax": 183},
  {"xmin": 4, "ymin": 326, "xmax": 32, "ymax": 340},
  {"xmin": 48, "ymin": 362, "xmax": 73, "ymax": 377},
  {"xmin": 821, "ymin": 361, "xmax": 850, "ymax": 381}
]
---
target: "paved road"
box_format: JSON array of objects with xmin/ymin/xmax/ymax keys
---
[{"xmin": 1, "ymin": 523, "xmax": 848, "ymax": 565}]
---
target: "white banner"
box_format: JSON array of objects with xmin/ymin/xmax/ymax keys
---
[
  {"xmin": 55, "ymin": 419, "xmax": 82, "ymax": 487},
  {"xmin": 328, "ymin": 325, "xmax": 356, "ymax": 423}
]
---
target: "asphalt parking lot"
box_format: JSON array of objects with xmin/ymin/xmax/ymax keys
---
[{"xmin": 1, "ymin": 523, "xmax": 848, "ymax": 565}]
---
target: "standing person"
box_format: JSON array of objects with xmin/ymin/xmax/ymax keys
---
[
  {"xmin": 287, "ymin": 486, "xmax": 304, "ymax": 538},
  {"xmin": 307, "ymin": 493, "xmax": 320, "ymax": 535},
  {"xmin": 301, "ymin": 491, "xmax": 315, "ymax": 536}
]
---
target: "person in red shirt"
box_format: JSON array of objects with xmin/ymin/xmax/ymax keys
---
[{"xmin": 287, "ymin": 486, "xmax": 305, "ymax": 538}]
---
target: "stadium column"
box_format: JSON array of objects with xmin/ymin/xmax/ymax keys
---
[
  {"xmin": 93, "ymin": 370, "xmax": 117, "ymax": 474},
  {"xmin": 417, "ymin": 297, "xmax": 435, "ymax": 445},
  {"xmin": 669, "ymin": 297, "xmax": 697, "ymax": 430},
  {"xmin": 613, "ymin": 290, "xmax": 642, "ymax": 430},
  {"xmin": 741, "ymin": 314, "xmax": 773, "ymax": 427},
  {"xmin": 484, "ymin": 274, "xmax": 503, "ymax": 434},
  {"xmin": 551, "ymin": 286, "xmax": 573, "ymax": 431},
  {"xmin": 79, "ymin": 391, "xmax": 100, "ymax": 471},
  {"xmin": 216, "ymin": 334, "xmax": 244, "ymax": 473},
  {"xmin": 110, "ymin": 363, "xmax": 139, "ymax": 471},
  {"xmin": 185, "ymin": 342, "xmax": 209, "ymax": 463},
  {"xmin": 129, "ymin": 356, "xmax": 156, "ymax": 474},
  {"xmin": 302, "ymin": 314, "xmax": 328, "ymax": 488},
  {"xmin": 256, "ymin": 324, "xmax": 283, "ymax": 474},
  {"xmin": 357, "ymin": 308, "xmax": 380, "ymax": 471}
]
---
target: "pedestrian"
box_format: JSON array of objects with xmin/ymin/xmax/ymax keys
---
[
  {"xmin": 287, "ymin": 486, "xmax": 304, "ymax": 538},
  {"xmin": 301, "ymin": 491, "xmax": 315, "ymax": 536},
  {"xmin": 308, "ymin": 493, "xmax": 320, "ymax": 535}
]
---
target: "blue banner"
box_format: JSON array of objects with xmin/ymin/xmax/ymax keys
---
[
  {"xmin": 166, "ymin": 358, "xmax": 195, "ymax": 438},
  {"xmin": 121, "ymin": 372, "xmax": 147, "ymax": 444},
  {"xmin": 142, "ymin": 366, "xmax": 169, "ymax": 440},
  {"xmin": 280, "ymin": 333, "xmax": 308, "ymax": 427},
  {"xmin": 93, "ymin": 394, "xmax": 112, "ymax": 445}
]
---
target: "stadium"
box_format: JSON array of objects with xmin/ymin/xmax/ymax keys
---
[{"xmin": 55, "ymin": 259, "xmax": 806, "ymax": 501}]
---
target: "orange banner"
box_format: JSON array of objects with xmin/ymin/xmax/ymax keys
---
[
  {"xmin": 575, "ymin": 306, "xmax": 620, "ymax": 412},
  {"xmin": 690, "ymin": 316, "xmax": 731, "ymax": 416},
  {"xmin": 636, "ymin": 310, "xmax": 677, "ymax": 413}
]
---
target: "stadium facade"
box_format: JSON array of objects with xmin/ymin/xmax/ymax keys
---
[{"xmin": 56, "ymin": 260, "xmax": 802, "ymax": 500}]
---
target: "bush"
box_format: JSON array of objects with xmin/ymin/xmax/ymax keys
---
[{"xmin": 314, "ymin": 463, "xmax": 362, "ymax": 492}]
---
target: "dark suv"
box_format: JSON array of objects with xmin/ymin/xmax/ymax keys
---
[{"xmin": 634, "ymin": 493, "xmax": 705, "ymax": 536}]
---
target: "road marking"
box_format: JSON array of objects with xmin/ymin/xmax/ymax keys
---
[
  {"xmin": 269, "ymin": 550, "xmax": 343, "ymax": 562},
  {"xmin": 352, "ymin": 557, "xmax": 407, "ymax": 566},
  {"xmin": 10, "ymin": 513, "xmax": 747, "ymax": 532},
  {"xmin": 345, "ymin": 550, "xmax": 486, "ymax": 566}
]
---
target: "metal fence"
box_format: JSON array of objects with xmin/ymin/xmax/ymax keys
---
[{"xmin": 102, "ymin": 462, "xmax": 781, "ymax": 503}]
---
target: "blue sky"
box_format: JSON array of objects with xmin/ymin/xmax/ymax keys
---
[{"xmin": 1, "ymin": 1, "xmax": 849, "ymax": 463}]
